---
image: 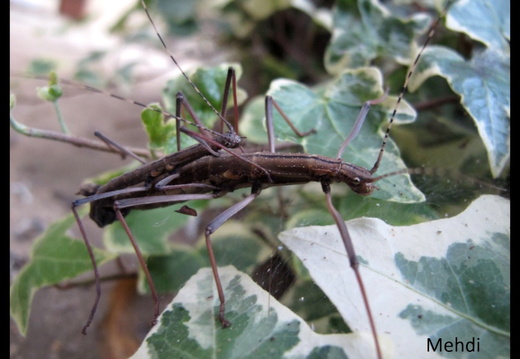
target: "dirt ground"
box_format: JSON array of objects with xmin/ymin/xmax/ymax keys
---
[{"xmin": 10, "ymin": 2, "xmax": 213, "ymax": 357}]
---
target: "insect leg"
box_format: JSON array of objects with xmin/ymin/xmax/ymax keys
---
[
  {"xmin": 173, "ymin": 68, "xmax": 241, "ymax": 153},
  {"xmin": 105, "ymin": 192, "xmax": 220, "ymax": 327},
  {"xmin": 113, "ymin": 207, "xmax": 160, "ymax": 326},
  {"xmin": 71, "ymin": 186, "xmax": 151, "ymax": 334},
  {"xmin": 322, "ymin": 182, "xmax": 382, "ymax": 359},
  {"xmin": 204, "ymin": 187, "xmax": 262, "ymax": 327},
  {"xmin": 175, "ymin": 92, "xmax": 213, "ymax": 151},
  {"xmin": 71, "ymin": 205, "xmax": 101, "ymax": 335},
  {"xmin": 218, "ymin": 67, "xmax": 240, "ymax": 134},
  {"xmin": 72, "ymin": 190, "xmax": 216, "ymax": 333},
  {"xmin": 336, "ymin": 92, "xmax": 388, "ymax": 159},
  {"xmin": 94, "ymin": 131, "xmax": 146, "ymax": 164},
  {"xmin": 265, "ymin": 95, "xmax": 316, "ymax": 153}
]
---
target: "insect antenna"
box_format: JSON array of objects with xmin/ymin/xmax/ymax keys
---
[
  {"xmin": 45, "ymin": 75, "xmax": 231, "ymax": 141},
  {"xmin": 94, "ymin": 131, "xmax": 146, "ymax": 163},
  {"xmin": 140, "ymin": 0, "xmax": 238, "ymax": 135},
  {"xmin": 370, "ymin": 1, "xmax": 453, "ymax": 175}
]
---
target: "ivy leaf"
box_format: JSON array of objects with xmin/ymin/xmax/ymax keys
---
[
  {"xmin": 446, "ymin": 0, "xmax": 510, "ymax": 51},
  {"xmin": 104, "ymin": 205, "xmax": 202, "ymax": 256},
  {"xmin": 10, "ymin": 209, "xmax": 116, "ymax": 336},
  {"xmin": 136, "ymin": 220, "xmax": 271, "ymax": 294},
  {"xmin": 410, "ymin": 46, "xmax": 510, "ymax": 178},
  {"xmin": 279, "ymin": 195, "xmax": 510, "ymax": 358},
  {"xmin": 325, "ymin": 0, "xmax": 431, "ymax": 73},
  {"xmin": 131, "ymin": 266, "xmax": 392, "ymax": 359},
  {"xmin": 141, "ymin": 103, "xmax": 178, "ymax": 154}
]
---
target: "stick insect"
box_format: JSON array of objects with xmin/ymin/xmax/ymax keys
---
[
  {"xmin": 11, "ymin": 0, "xmax": 316, "ymax": 337},
  {"xmin": 67, "ymin": 1, "xmax": 452, "ymax": 358},
  {"xmin": 12, "ymin": 0, "xmax": 508, "ymax": 358}
]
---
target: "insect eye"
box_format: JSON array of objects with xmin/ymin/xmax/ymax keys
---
[{"xmin": 353, "ymin": 177, "xmax": 361, "ymax": 184}]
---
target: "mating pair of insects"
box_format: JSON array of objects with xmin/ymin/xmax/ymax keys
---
[{"xmin": 12, "ymin": 1, "xmax": 457, "ymax": 358}]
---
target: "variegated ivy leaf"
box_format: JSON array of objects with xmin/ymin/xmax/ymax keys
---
[
  {"xmin": 446, "ymin": 0, "xmax": 510, "ymax": 51},
  {"xmin": 279, "ymin": 195, "xmax": 510, "ymax": 358},
  {"xmin": 131, "ymin": 266, "xmax": 392, "ymax": 359},
  {"xmin": 409, "ymin": 45, "xmax": 510, "ymax": 178},
  {"xmin": 10, "ymin": 208, "xmax": 116, "ymax": 336},
  {"xmin": 325, "ymin": 0, "xmax": 431, "ymax": 73}
]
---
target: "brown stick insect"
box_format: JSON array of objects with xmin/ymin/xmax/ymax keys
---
[{"xmin": 67, "ymin": 1, "xmax": 452, "ymax": 358}]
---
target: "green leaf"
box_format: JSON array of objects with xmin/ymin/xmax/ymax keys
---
[
  {"xmin": 239, "ymin": 95, "xmax": 271, "ymax": 144},
  {"xmin": 131, "ymin": 266, "xmax": 391, "ymax": 359},
  {"xmin": 104, "ymin": 206, "xmax": 194, "ymax": 256},
  {"xmin": 73, "ymin": 68, "xmax": 106, "ymax": 88},
  {"xmin": 26, "ymin": 58, "xmax": 57, "ymax": 75},
  {"xmin": 137, "ymin": 220, "xmax": 271, "ymax": 294},
  {"xmin": 279, "ymin": 195, "xmax": 510, "ymax": 357},
  {"xmin": 410, "ymin": 46, "xmax": 510, "ymax": 178},
  {"xmin": 10, "ymin": 209, "xmax": 117, "ymax": 336},
  {"xmin": 155, "ymin": 0, "xmax": 200, "ymax": 35},
  {"xmin": 446, "ymin": 0, "xmax": 510, "ymax": 51},
  {"xmin": 73, "ymin": 50, "xmax": 110, "ymax": 87},
  {"xmin": 292, "ymin": 0, "xmax": 333, "ymax": 31},
  {"xmin": 82, "ymin": 162, "xmax": 141, "ymax": 186},
  {"xmin": 36, "ymin": 84, "xmax": 62, "ymax": 102},
  {"xmin": 213, "ymin": 0, "xmax": 293, "ymax": 38},
  {"xmin": 236, "ymin": 0, "xmax": 292, "ymax": 20},
  {"xmin": 141, "ymin": 103, "xmax": 178, "ymax": 154},
  {"xmin": 143, "ymin": 245, "xmax": 207, "ymax": 294},
  {"xmin": 325, "ymin": 0, "xmax": 431, "ymax": 73}
]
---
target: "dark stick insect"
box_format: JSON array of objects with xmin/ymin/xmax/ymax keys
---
[
  {"xmin": 10, "ymin": 5, "xmax": 317, "ymax": 336},
  {"xmin": 10, "ymin": 73, "xmax": 253, "ymax": 329},
  {"xmin": 10, "ymin": 44, "xmax": 267, "ymax": 335},
  {"xmin": 68, "ymin": 1, "xmax": 453, "ymax": 358},
  {"xmin": 64, "ymin": 41, "xmax": 322, "ymax": 335},
  {"xmin": 66, "ymin": 68, "xmax": 286, "ymax": 333}
]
